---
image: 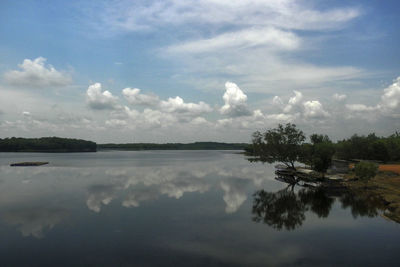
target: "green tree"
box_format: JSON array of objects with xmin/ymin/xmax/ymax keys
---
[
  {"xmin": 299, "ymin": 134, "xmax": 335, "ymax": 174},
  {"xmin": 354, "ymin": 161, "xmax": 378, "ymax": 181},
  {"xmin": 250, "ymin": 124, "xmax": 305, "ymax": 169},
  {"xmin": 311, "ymin": 141, "xmax": 335, "ymax": 174}
]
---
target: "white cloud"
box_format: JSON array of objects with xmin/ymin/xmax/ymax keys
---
[
  {"xmin": 272, "ymin": 96, "xmax": 284, "ymax": 106},
  {"xmin": 2, "ymin": 208, "xmax": 68, "ymax": 238},
  {"xmin": 3, "ymin": 57, "xmax": 72, "ymax": 88},
  {"xmin": 86, "ymin": 184, "xmax": 119, "ymax": 212},
  {"xmin": 273, "ymin": 90, "xmax": 330, "ymax": 121},
  {"xmin": 190, "ymin": 116, "xmax": 209, "ymax": 125},
  {"xmin": 266, "ymin": 113, "xmax": 297, "ymax": 122},
  {"xmin": 344, "ymin": 77, "xmax": 400, "ymax": 117},
  {"xmin": 86, "ymin": 83, "xmax": 119, "ymax": 110},
  {"xmin": 105, "ymin": 119, "xmax": 128, "ymax": 127},
  {"xmin": 79, "ymin": 0, "xmax": 367, "ymax": 104},
  {"xmin": 346, "ymin": 104, "xmax": 377, "ymax": 112},
  {"xmin": 303, "ymin": 100, "xmax": 329, "ymax": 119},
  {"xmin": 333, "ymin": 93, "xmax": 347, "ymax": 101},
  {"xmin": 122, "ymin": 87, "xmax": 159, "ymax": 106},
  {"xmin": 142, "ymin": 108, "xmax": 177, "ymax": 127},
  {"xmin": 94, "ymin": 0, "xmax": 360, "ymax": 33},
  {"xmin": 283, "ymin": 90, "xmax": 303, "ymax": 113},
  {"xmin": 220, "ymin": 180, "xmax": 247, "ymax": 214},
  {"xmin": 22, "ymin": 111, "xmax": 31, "ymax": 117},
  {"xmin": 379, "ymin": 77, "xmax": 400, "ymax": 113},
  {"xmin": 160, "ymin": 96, "xmax": 212, "ymax": 115},
  {"xmin": 167, "ymin": 27, "xmax": 300, "ymax": 54},
  {"xmin": 220, "ymin": 82, "xmax": 252, "ymax": 117}
]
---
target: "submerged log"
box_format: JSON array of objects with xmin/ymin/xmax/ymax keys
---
[{"xmin": 10, "ymin": 162, "xmax": 49, "ymax": 167}]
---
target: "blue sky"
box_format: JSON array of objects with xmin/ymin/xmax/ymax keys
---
[{"xmin": 0, "ymin": 0, "xmax": 399, "ymax": 142}]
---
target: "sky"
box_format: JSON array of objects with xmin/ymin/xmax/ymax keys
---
[{"xmin": 0, "ymin": 0, "xmax": 399, "ymax": 143}]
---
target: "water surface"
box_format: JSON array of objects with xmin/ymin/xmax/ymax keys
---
[{"xmin": 0, "ymin": 151, "xmax": 399, "ymax": 266}]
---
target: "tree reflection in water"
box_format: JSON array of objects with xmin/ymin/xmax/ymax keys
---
[
  {"xmin": 252, "ymin": 186, "xmax": 306, "ymax": 230},
  {"xmin": 252, "ymin": 174, "xmax": 386, "ymax": 231},
  {"xmin": 340, "ymin": 193, "xmax": 385, "ymax": 219}
]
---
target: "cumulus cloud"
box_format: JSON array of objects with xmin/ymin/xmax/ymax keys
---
[
  {"xmin": 345, "ymin": 76, "xmax": 400, "ymax": 117},
  {"xmin": 272, "ymin": 90, "xmax": 330, "ymax": 121},
  {"xmin": 3, "ymin": 57, "xmax": 72, "ymax": 88},
  {"xmin": 160, "ymin": 96, "xmax": 212, "ymax": 115},
  {"xmin": 86, "ymin": 83, "xmax": 119, "ymax": 110},
  {"xmin": 303, "ymin": 100, "xmax": 330, "ymax": 119},
  {"xmin": 333, "ymin": 93, "xmax": 347, "ymax": 101},
  {"xmin": 272, "ymin": 96, "xmax": 284, "ymax": 106},
  {"xmin": 122, "ymin": 87, "xmax": 159, "ymax": 106},
  {"xmin": 220, "ymin": 82, "xmax": 252, "ymax": 117},
  {"xmin": 379, "ymin": 77, "xmax": 400, "ymax": 114},
  {"xmin": 283, "ymin": 90, "xmax": 303, "ymax": 113},
  {"xmin": 142, "ymin": 108, "xmax": 177, "ymax": 127}
]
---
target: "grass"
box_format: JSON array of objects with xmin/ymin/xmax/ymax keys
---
[{"xmin": 349, "ymin": 163, "xmax": 400, "ymax": 174}]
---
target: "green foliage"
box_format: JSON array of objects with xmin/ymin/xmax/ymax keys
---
[
  {"xmin": 354, "ymin": 162, "xmax": 378, "ymax": 181},
  {"xmin": 311, "ymin": 142, "xmax": 336, "ymax": 173},
  {"xmin": 299, "ymin": 143, "xmax": 313, "ymax": 167},
  {"xmin": 299, "ymin": 134, "xmax": 335, "ymax": 174},
  {"xmin": 310, "ymin": 134, "xmax": 331, "ymax": 144},
  {"xmin": 0, "ymin": 137, "xmax": 96, "ymax": 152},
  {"xmin": 249, "ymin": 123, "xmax": 305, "ymax": 168},
  {"xmin": 335, "ymin": 133, "xmax": 398, "ymax": 162}
]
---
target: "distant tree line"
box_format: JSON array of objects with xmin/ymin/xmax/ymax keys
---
[
  {"xmin": 335, "ymin": 133, "xmax": 400, "ymax": 162},
  {"xmin": 246, "ymin": 123, "xmax": 400, "ymax": 174},
  {"xmin": 98, "ymin": 142, "xmax": 248, "ymax": 151},
  {"xmin": 0, "ymin": 137, "xmax": 97, "ymax": 152}
]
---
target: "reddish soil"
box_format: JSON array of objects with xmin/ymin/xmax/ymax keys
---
[
  {"xmin": 379, "ymin": 165, "xmax": 400, "ymax": 174},
  {"xmin": 348, "ymin": 164, "xmax": 400, "ymax": 174}
]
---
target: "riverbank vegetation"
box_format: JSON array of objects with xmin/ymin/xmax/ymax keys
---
[
  {"xmin": 0, "ymin": 137, "xmax": 97, "ymax": 152},
  {"xmin": 0, "ymin": 138, "xmax": 249, "ymax": 152},
  {"xmin": 98, "ymin": 142, "xmax": 248, "ymax": 151},
  {"xmin": 247, "ymin": 123, "xmax": 400, "ymax": 224},
  {"xmin": 246, "ymin": 123, "xmax": 400, "ymax": 174}
]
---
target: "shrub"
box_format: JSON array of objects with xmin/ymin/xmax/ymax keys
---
[{"xmin": 354, "ymin": 162, "xmax": 378, "ymax": 181}]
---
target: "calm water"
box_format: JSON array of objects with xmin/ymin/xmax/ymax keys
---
[{"xmin": 0, "ymin": 151, "xmax": 399, "ymax": 266}]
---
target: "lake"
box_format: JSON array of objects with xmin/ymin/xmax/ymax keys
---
[{"xmin": 0, "ymin": 151, "xmax": 399, "ymax": 266}]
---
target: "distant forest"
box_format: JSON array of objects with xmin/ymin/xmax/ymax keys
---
[
  {"xmin": 98, "ymin": 142, "xmax": 249, "ymax": 151},
  {"xmin": 335, "ymin": 133, "xmax": 400, "ymax": 162},
  {"xmin": 2, "ymin": 133, "xmax": 399, "ymax": 159},
  {"xmin": 0, "ymin": 138, "xmax": 248, "ymax": 152},
  {"xmin": 0, "ymin": 137, "xmax": 97, "ymax": 152}
]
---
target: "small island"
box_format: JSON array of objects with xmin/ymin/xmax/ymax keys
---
[{"xmin": 10, "ymin": 162, "xmax": 49, "ymax": 167}]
